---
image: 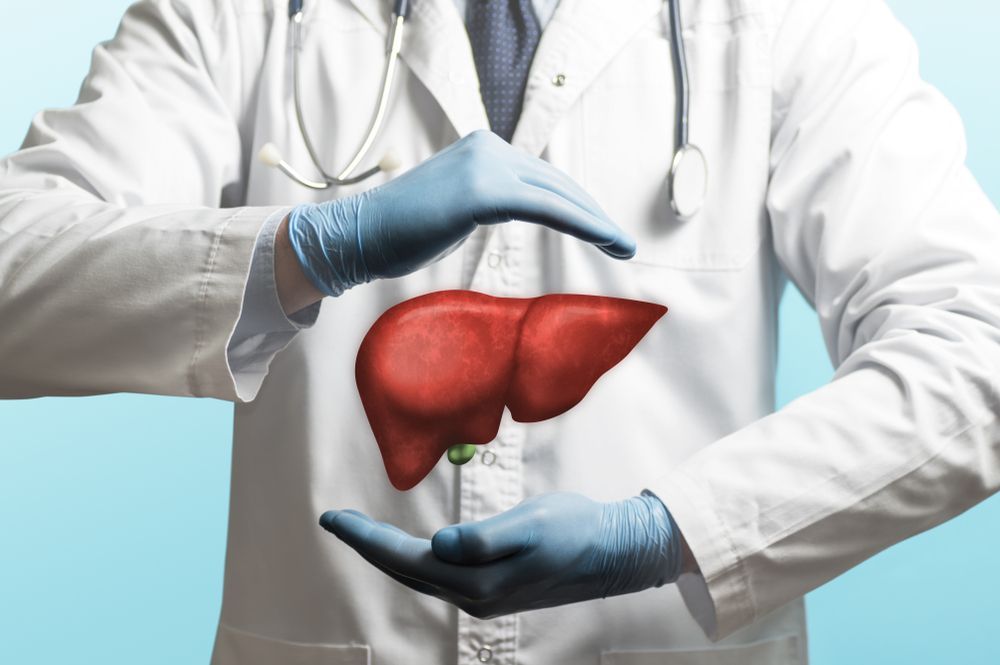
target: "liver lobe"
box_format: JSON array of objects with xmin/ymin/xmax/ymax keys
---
[{"xmin": 356, "ymin": 290, "xmax": 667, "ymax": 490}]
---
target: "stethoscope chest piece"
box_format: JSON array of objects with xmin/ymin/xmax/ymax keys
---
[{"xmin": 669, "ymin": 143, "xmax": 707, "ymax": 220}]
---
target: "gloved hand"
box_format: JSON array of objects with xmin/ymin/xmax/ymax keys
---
[
  {"xmin": 319, "ymin": 491, "xmax": 683, "ymax": 618},
  {"xmin": 287, "ymin": 130, "xmax": 636, "ymax": 297}
]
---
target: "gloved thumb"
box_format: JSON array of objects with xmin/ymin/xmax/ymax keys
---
[{"xmin": 432, "ymin": 510, "xmax": 533, "ymax": 565}]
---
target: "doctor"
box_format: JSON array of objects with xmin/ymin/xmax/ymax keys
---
[{"xmin": 1, "ymin": 0, "xmax": 999, "ymax": 664}]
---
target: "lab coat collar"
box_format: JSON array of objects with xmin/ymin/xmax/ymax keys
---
[
  {"xmin": 344, "ymin": 0, "xmax": 663, "ymax": 156},
  {"xmin": 344, "ymin": 0, "xmax": 490, "ymax": 136},
  {"xmin": 512, "ymin": 0, "xmax": 663, "ymax": 156}
]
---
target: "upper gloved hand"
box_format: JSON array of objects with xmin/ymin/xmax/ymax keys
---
[
  {"xmin": 319, "ymin": 491, "xmax": 683, "ymax": 619},
  {"xmin": 287, "ymin": 130, "xmax": 636, "ymax": 297}
]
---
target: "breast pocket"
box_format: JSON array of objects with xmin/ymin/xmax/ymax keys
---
[
  {"xmin": 601, "ymin": 635, "xmax": 802, "ymax": 665},
  {"xmin": 580, "ymin": 9, "xmax": 771, "ymax": 270}
]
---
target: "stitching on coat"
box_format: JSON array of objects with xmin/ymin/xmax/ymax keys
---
[{"xmin": 188, "ymin": 208, "xmax": 246, "ymax": 395}]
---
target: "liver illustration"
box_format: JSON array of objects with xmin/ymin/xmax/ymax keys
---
[{"xmin": 355, "ymin": 290, "xmax": 667, "ymax": 490}]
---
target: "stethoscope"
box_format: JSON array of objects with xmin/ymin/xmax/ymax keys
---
[{"xmin": 259, "ymin": 0, "xmax": 708, "ymax": 220}]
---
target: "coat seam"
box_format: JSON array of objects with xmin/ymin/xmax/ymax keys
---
[{"xmin": 188, "ymin": 208, "xmax": 246, "ymax": 395}]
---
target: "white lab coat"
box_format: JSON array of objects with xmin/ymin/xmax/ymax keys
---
[{"xmin": 1, "ymin": 0, "xmax": 999, "ymax": 663}]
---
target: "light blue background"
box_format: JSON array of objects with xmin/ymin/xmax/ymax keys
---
[{"xmin": 0, "ymin": 1, "xmax": 997, "ymax": 662}]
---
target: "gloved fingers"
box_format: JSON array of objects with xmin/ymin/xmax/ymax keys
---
[
  {"xmin": 321, "ymin": 510, "xmax": 483, "ymax": 593},
  {"xmin": 361, "ymin": 553, "xmax": 510, "ymax": 622},
  {"xmin": 503, "ymin": 186, "xmax": 637, "ymax": 259},
  {"xmin": 322, "ymin": 510, "xmax": 442, "ymax": 596},
  {"xmin": 431, "ymin": 509, "xmax": 534, "ymax": 565},
  {"xmin": 515, "ymin": 159, "xmax": 611, "ymax": 226},
  {"xmin": 321, "ymin": 510, "xmax": 427, "ymax": 564},
  {"xmin": 518, "ymin": 171, "xmax": 634, "ymax": 258},
  {"xmin": 338, "ymin": 509, "xmax": 410, "ymax": 537},
  {"xmin": 592, "ymin": 224, "xmax": 639, "ymax": 258},
  {"xmin": 356, "ymin": 546, "xmax": 447, "ymax": 598}
]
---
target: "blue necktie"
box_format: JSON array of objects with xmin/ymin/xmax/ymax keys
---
[{"xmin": 467, "ymin": 0, "xmax": 542, "ymax": 142}]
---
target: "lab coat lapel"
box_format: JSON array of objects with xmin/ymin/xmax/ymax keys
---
[
  {"xmin": 511, "ymin": 0, "xmax": 662, "ymax": 156},
  {"xmin": 343, "ymin": 0, "xmax": 489, "ymax": 138},
  {"xmin": 342, "ymin": 0, "xmax": 663, "ymax": 155},
  {"xmin": 341, "ymin": 0, "xmax": 664, "ymax": 286}
]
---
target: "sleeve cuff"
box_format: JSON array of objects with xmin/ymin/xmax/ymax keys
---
[
  {"xmin": 226, "ymin": 207, "xmax": 321, "ymax": 401},
  {"xmin": 644, "ymin": 470, "xmax": 755, "ymax": 641}
]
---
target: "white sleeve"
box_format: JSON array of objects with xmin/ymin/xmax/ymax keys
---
[
  {"xmin": 0, "ymin": 0, "xmax": 285, "ymax": 401},
  {"xmin": 228, "ymin": 209, "xmax": 320, "ymax": 401},
  {"xmin": 647, "ymin": 0, "xmax": 1000, "ymax": 639}
]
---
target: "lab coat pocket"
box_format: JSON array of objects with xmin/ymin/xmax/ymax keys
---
[
  {"xmin": 600, "ymin": 635, "xmax": 801, "ymax": 665},
  {"xmin": 579, "ymin": 8, "xmax": 771, "ymax": 271},
  {"xmin": 213, "ymin": 623, "xmax": 371, "ymax": 665}
]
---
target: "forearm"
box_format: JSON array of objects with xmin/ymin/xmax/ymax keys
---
[
  {"xmin": 0, "ymin": 188, "xmax": 280, "ymax": 399},
  {"xmin": 657, "ymin": 0, "xmax": 1000, "ymax": 641},
  {"xmin": 653, "ymin": 320, "xmax": 1000, "ymax": 639}
]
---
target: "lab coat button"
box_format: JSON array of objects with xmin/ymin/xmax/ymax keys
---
[
  {"xmin": 487, "ymin": 251, "xmax": 503, "ymax": 268},
  {"xmin": 477, "ymin": 646, "xmax": 493, "ymax": 662},
  {"xmin": 481, "ymin": 450, "xmax": 497, "ymax": 466},
  {"xmin": 552, "ymin": 73, "xmax": 567, "ymax": 87}
]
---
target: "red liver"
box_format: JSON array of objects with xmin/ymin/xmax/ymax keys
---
[{"xmin": 356, "ymin": 290, "xmax": 667, "ymax": 490}]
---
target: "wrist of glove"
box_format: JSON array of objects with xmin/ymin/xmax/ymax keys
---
[
  {"xmin": 287, "ymin": 193, "xmax": 375, "ymax": 298},
  {"xmin": 592, "ymin": 491, "xmax": 684, "ymax": 598},
  {"xmin": 320, "ymin": 491, "xmax": 683, "ymax": 618}
]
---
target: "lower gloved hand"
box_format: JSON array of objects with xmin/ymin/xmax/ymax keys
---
[
  {"xmin": 287, "ymin": 130, "xmax": 636, "ymax": 297},
  {"xmin": 319, "ymin": 491, "xmax": 683, "ymax": 618}
]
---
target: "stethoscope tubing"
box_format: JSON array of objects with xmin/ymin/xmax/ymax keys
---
[
  {"xmin": 667, "ymin": 0, "xmax": 690, "ymax": 149},
  {"xmin": 267, "ymin": 0, "xmax": 706, "ymax": 219}
]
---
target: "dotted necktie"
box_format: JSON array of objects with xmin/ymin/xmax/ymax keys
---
[{"xmin": 467, "ymin": 0, "xmax": 542, "ymax": 142}]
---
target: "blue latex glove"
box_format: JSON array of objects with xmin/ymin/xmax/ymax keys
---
[
  {"xmin": 319, "ymin": 491, "xmax": 683, "ymax": 618},
  {"xmin": 287, "ymin": 130, "xmax": 636, "ymax": 297}
]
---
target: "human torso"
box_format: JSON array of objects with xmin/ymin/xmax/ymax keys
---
[{"xmin": 216, "ymin": 1, "xmax": 805, "ymax": 663}]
